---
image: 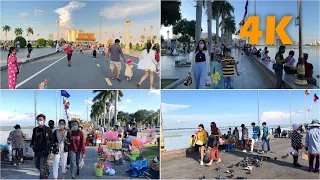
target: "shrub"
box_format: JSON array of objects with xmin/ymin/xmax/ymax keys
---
[
  {"xmin": 14, "ymin": 36, "xmax": 27, "ymax": 48},
  {"xmin": 129, "ymin": 42, "xmax": 132, "ymax": 49},
  {"xmin": 47, "ymin": 40, "xmax": 54, "ymax": 46},
  {"xmin": 36, "ymin": 38, "xmax": 46, "ymax": 47},
  {"xmin": 135, "ymin": 43, "xmax": 139, "ymax": 49}
]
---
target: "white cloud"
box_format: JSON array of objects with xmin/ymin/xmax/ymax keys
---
[
  {"xmin": 54, "ymin": 1, "xmax": 86, "ymax": 28},
  {"xmin": 85, "ymin": 98, "xmax": 93, "ymax": 105},
  {"xmin": 103, "ymin": 1, "xmax": 159, "ymax": 20},
  {"xmin": 149, "ymin": 90, "xmax": 160, "ymax": 96},
  {"xmin": 138, "ymin": 105, "xmax": 145, "ymax": 109},
  {"xmin": 34, "ymin": 9, "xmax": 46, "ymax": 16},
  {"xmin": 261, "ymin": 111, "xmax": 297, "ymax": 121},
  {"xmin": 124, "ymin": 98, "xmax": 132, "ymax": 103},
  {"xmin": 161, "ymin": 103, "xmax": 190, "ymax": 113},
  {"xmin": 67, "ymin": 112, "xmax": 82, "ymax": 118},
  {"xmin": 177, "ymin": 120, "xmax": 188, "ymax": 123},
  {"xmin": 20, "ymin": 13, "xmax": 30, "ymax": 18},
  {"xmin": 32, "ymin": 22, "xmax": 40, "ymax": 24},
  {"xmin": 0, "ymin": 110, "xmax": 42, "ymax": 126}
]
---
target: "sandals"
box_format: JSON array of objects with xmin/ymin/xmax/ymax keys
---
[{"xmin": 116, "ymin": 78, "xmax": 121, "ymax": 82}]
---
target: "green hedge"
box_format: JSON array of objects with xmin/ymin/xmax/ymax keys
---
[
  {"xmin": 36, "ymin": 38, "xmax": 46, "ymax": 47},
  {"xmin": 14, "ymin": 36, "xmax": 27, "ymax": 48}
]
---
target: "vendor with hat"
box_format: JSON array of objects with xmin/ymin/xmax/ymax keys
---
[
  {"xmin": 127, "ymin": 121, "xmax": 138, "ymax": 137},
  {"xmin": 114, "ymin": 122, "xmax": 123, "ymax": 137},
  {"xmin": 305, "ymin": 119, "xmax": 320, "ymax": 173}
]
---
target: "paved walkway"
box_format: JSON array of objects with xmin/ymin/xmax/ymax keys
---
[
  {"xmin": 161, "ymin": 137, "xmax": 319, "ymax": 179},
  {"xmin": 0, "ymin": 48, "xmax": 56, "ymax": 67},
  {"xmin": 166, "ymin": 49, "xmax": 274, "ymax": 89},
  {"xmin": 161, "ymin": 55, "xmax": 189, "ymax": 80}
]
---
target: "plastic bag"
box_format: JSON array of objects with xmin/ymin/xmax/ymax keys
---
[
  {"xmin": 302, "ymin": 152, "xmax": 308, "ymax": 161},
  {"xmin": 289, "ymin": 149, "xmax": 298, "ymax": 156},
  {"xmin": 205, "ymin": 76, "xmax": 211, "ymax": 86},
  {"xmin": 79, "ymin": 159, "xmax": 84, "ymax": 169}
]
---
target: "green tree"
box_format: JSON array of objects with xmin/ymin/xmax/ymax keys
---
[
  {"xmin": 222, "ymin": 16, "xmax": 236, "ymax": 45},
  {"xmin": 47, "ymin": 40, "xmax": 54, "ymax": 46},
  {"xmin": 129, "ymin": 42, "xmax": 132, "ymax": 49},
  {"xmin": 90, "ymin": 100, "xmax": 104, "ymax": 126},
  {"xmin": 135, "ymin": 43, "xmax": 139, "ymax": 49},
  {"xmin": 161, "ymin": 1, "xmax": 182, "ymax": 27},
  {"xmin": 14, "ymin": 36, "xmax": 27, "ymax": 48},
  {"xmin": 14, "ymin": 28, "xmax": 23, "ymax": 36},
  {"xmin": 172, "ymin": 19, "xmax": 196, "ymax": 49},
  {"xmin": 2, "ymin": 25, "xmax": 11, "ymax": 41},
  {"xmin": 26, "ymin": 27, "xmax": 34, "ymax": 41},
  {"xmin": 36, "ymin": 38, "xmax": 46, "ymax": 47}
]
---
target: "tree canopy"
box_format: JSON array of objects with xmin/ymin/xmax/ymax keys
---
[{"xmin": 161, "ymin": 1, "xmax": 182, "ymax": 27}]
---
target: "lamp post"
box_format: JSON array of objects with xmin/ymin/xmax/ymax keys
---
[
  {"xmin": 56, "ymin": 20, "xmax": 60, "ymax": 41},
  {"xmin": 150, "ymin": 25, "xmax": 153, "ymax": 44},
  {"xmin": 143, "ymin": 28, "xmax": 146, "ymax": 44}
]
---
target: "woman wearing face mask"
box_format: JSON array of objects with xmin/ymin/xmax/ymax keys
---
[
  {"xmin": 7, "ymin": 47, "xmax": 22, "ymax": 89},
  {"xmin": 69, "ymin": 121, "xmax": 86, "ymax": 179},
  {"xmin": 52, "ymin": 119, "xmax": 71, "ymax": 180},
  {"xmin": 193, "ymin": 124, "xmax": 208, "ymax": 166},
  {"xmin": 189, "ymin": 40, "xmax": 211, "ymax": 89}
]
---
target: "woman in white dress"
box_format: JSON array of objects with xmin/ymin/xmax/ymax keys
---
[{"xmin": 137, "ymin": 42, "xmax": 158, "ymax": 89}]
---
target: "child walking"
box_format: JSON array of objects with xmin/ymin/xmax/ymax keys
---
[
  {"xmin": 212, "ymin": 54, "xmax": 224, "ymax": 89},
  {"xmin": 93, "ymin": 49, "xmax": 97, "ymax": 60},
  {"xmin": 125, "ymin": 59, "xmax": 133, "ymax": 81}
]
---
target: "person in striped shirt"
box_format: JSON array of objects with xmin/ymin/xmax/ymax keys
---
[{"xmin": 221, "ymin": 48, "xmax": 239, "ymax": 89}]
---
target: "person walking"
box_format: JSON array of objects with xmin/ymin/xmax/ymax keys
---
[
  {"xmin": 193, "ymin": 124, "xmax": 208, "ymax": 166},
  {"xmin": 107, "ymin": 39, "xmax": 126, "ymax": 81},
  {"xmin": 277, "ymin": 126, "xmax": 282, "ymax": 138},
  {"xmin": 49, "ymin": 120, "xmax": 57, "ymax": 133},
  {"xmin": 241, "ymin": 124, "xmax": 249, "ymax": 152},
  {"xmin": 206, "ymin": 122, "xmax": 222, "ymax": 166},
  {"xmin": 79, "ymin": 45, "xmax": 83, "ymax": 54},
  {"xmin": 69, "ymin": 120, "xmax": 86, "ymax": 179},
  {"xmin": 222, "ymin": 48, "xmax": 240, "ymax": 89},
  {"xmin": 64, "ymin": 44, "xmax": 73, "ymax": 67},
  {"xmin": 261, "ymin": 122, "xmax": 271, "ymax": 153},
  {"xmin": 27, "ymin": 41, "xmax": 32, "ymax": 58},
  {"xmin": 305, "ymin": 119, "xmax": 320, "ymax": 173},
  {"xmin": 52, "ymin": 119, "xmax": 71, "ymax": 180},
  {"xmin": 274, "ymin": 45, "xmax": 289, "ymax": 89},
  {"xmin": 291, "ymin": 123, "xmax": 303, "ymax": 167},
  {"xmin": 7, "ymin": 124, "xmax": 26, "ymax": 166},
  {"xmin": 250, "ymin": 122, "xmax": 260, "ymax": 153},
  {"xmin": 233, "ymin": 127, "xmax": 240, "ymax": 148},
  {"xmin": 7, "ymin": 47, "xmax": 22, "ymax": 89},
  {"xmin": 30, "ymin": 114, "xmax": 54, "ymax": 179},
  {"xmin": 212, "ymin": 54, "xmax": 224, "ymax": 89},
  {"xmin": 137, "ymin": 42, "xmax": 158, "ymax": 89},
  {"xmin": 188, "ymin": 40, "xmax": 210, "ymax": 89}
]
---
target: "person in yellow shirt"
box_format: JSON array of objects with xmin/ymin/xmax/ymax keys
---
[
  {"xmin": 189, "ymin": 135, "xmax": 195, "ymax": 147},
  {"xmin": 193, "ymin": 124, "xmax": 208, "ymax": 165}
]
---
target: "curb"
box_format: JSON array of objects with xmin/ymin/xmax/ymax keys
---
[
  {"xmin": 164, "ymin": 78, "xmax": 185, "ymax": 89},
  {"xmin": 1, "ymin": 51, "xmax": 58, "ymax": 71}
]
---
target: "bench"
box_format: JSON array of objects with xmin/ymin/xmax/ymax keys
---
[
  {"xmin": 172, "ymin": 57, "xmax": 187, "ymax": 67},
  {"xmin": 247, "ymin": 53, "xmax": 318, "ymax": 89}
]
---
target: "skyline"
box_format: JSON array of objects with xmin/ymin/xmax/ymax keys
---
[
  {"xmin": 161, "ymin": 0, "xmax": 320, "ymax": 45},
  {"xmin": 1, "ymin": 0, "xmax": 160, "ymax": 44},
  {"xmin": 161, "ymin": 90, "xmax": 320, "ymax": 129},
  {"xmin": 0, "ymin": 90, "xmax": 161, "ymax": 127}
]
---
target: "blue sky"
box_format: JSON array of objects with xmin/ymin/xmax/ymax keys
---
[
  {"xmin": 161, "ymin": 90, "xmax": 320, "ymax": 129},
  {"xmin": 1, "ymin": 0, "xmax": 160, "ymax": 44},
  {"xmin": 0, "ymin": 90, "xmax": 160, "ymax": 126},
  {"xmin": 161, "ymin": 0, "xmax": 320, "ymax": 45}
]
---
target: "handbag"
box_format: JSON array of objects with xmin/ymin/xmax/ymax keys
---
[
  {"xmin": 195, "ymin": 140, "xmax": 203, "ymax": 146},
  {"xmin": 184, "ymin": 74, "xmax": 192, "ymax": 86}
]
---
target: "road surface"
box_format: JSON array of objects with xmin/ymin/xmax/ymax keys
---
[{"xmin": 1, "ymin": 49, "xmax": 159, "ymax": 89}]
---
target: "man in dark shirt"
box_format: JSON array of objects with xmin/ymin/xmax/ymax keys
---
[
  {"xmin": 128, "ymin": 121, "xmax": 138, "ymax": 137},
  {"xmin": 27, "ymin": 41, "xmax": 32, "ymax": 58},
  {"xmin": 30, "ymin": 114, "xmax": 53, "ymax": 179},
  {"xmin": 303, "ymin": 53, "xmax": 317, "ymax": 86},
  {"xmin": 275, "ymin": 45, "xmax": 288, "ymax": 89}
]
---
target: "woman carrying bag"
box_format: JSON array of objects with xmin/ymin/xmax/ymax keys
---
[
  {"xmin": 188, "ymin": 40, "xmax": 211, "ymax": 89},
  {"xmin": 52, "ymin": 119, "xmax": 71, "ymax": 180}
]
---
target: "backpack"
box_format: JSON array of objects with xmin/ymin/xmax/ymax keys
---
[{"xmin": 256, "ymin": 126, "xmax": 261, "ymax": 138}]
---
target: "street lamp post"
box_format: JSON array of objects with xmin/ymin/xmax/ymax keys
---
[
  {"xmin": 56, "ymin": 20, "xmax": 60, "ymax": 41},
  {"xmin": 150, "ymin": 25, "xmax": 153, "ymax": 44}
]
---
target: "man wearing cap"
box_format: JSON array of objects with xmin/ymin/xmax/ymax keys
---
[
  {"xmin": 305, "ymin": 119, "xmax": 320, "ymax": 173},
  {"xmin": 127, "ymin": 121, "xmax": 138, "ymax": 137}
]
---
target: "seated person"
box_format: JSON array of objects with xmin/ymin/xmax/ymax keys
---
[
  {"xmin": 284, "ymin": 51, "xmax": 297, "ymax": 74},
  {"xmin": 189, "ymin": 135, "xmax": 195, "ymax": 147},
  {"xmin": 264, "ymin": 50, "xmax": 270, "ymax": 60},
  {"xmin": 281, "ymin": 130, "xmax": 287, "ymax": 138},
  {"xmin": 303, "ymin": 53, "xmax": 317, "ymax": 86}
]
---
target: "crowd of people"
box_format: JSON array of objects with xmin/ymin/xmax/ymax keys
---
[{"xmin": 189, "ymin": 120, "xmax": 320, "ymax": 173}]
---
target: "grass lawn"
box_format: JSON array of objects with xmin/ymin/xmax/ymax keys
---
[
  {"xmin": 141, "ymin": 145, "xmax": 159, "ymax": 161},
  {"xmin": 161, "ymin": 79, "xmax": 178, "ymax": 89}
]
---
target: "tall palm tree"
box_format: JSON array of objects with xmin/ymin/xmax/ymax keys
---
[
  {"xmin": 93, "ymin": 90, "xmax": 123, "ymax": 128},
  {"xmin": 26, "ymin": 27, "xmax": 34, "ymax": 41},
  {"xmin": 212, "ymin": 1, "xmax": 223, "ymax": 46},
  {"xmin": 14, "ymin": 28, "xmax": 23, "ymax": 36},
  {"xmin": 223, "ymin": 16, "xmax": 236, "ymax": 45},
  {"xmin": 2, "ymin": 25, "xmax": 11, "ymax": 41},
  {"xmin": 91, "ymin": 100, "xmax": 104, "ymax": 126},
  {"xmin": 203, "ymin": 0, "xmax": 213, "ymax": 54},
  {"xmin": 219, "ymin": 1, "xmax": 234, "ymax": 45},
  {"xmin": 195, "ymin": 0, "xmax": 203, "ymax": 47}
]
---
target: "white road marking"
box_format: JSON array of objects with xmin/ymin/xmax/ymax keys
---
[
  {"xmin": 105, "ymin": 78, "xmax": 112, "ymax": 86},
  {"xmin": 16, "ymin": 55, "xmax": 67, "ymax": 88}
]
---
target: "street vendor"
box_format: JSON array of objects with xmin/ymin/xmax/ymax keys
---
[
  {"xmin": 127, "ymin": 121, "xmax": 138, "ymax": 137},
  {"xmin": 114, "ymin": 122, "xmax": 123, "ymax": 138}
]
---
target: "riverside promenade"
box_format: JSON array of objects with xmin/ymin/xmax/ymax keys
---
[{"xmin": 161, "ymin": 137, "xmax": 319, "ymax": 179}]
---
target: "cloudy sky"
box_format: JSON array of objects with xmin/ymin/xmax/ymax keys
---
[
  {"xmin": 1, "ymin": 0, "xmax": 160, "ymax": 44},
  {"xmin": 0, "ymin": 89, "xmax": 160, "ymax": 127},
  {"xmin": 161, "ymin": 0, "xmax": 320, "ymax": 45},
  {"xmin": 161, "ymin": 90, "xmax": 320, "ymax": 129}
]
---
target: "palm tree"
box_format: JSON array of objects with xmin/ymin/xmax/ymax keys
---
[
  {"xmin": 212, "ymin": 1, "xmax": 223, "ymax": 46},
  {"xmin": 26, "ymin": 27, "xmax": 34, "ymax": 41},
  {"xmin": 195, "ymin": 0, "xmax": 203, "ymax": 47},
  {"xmin": 203, "ymin": 0, "xmax": 213, "ymax": 54},
  {"xmin": 2, "ymin": 25, "xmax": 11, "ymax": 41},
  {"xmin": 14, "ymin": 28, "xmax": 23, "ymax": 36},
  {"xmin": 223, "ymin": 16, "xmax": 236, "ymax": 45},
  {"xmin": 91, "ymin": 100, "xmax": 104, "ymax": 126},
  {"xmin": 93, "ymin": 90, "xmax": 123, "ymax": 128},
  {"xmin": 219, "ymin": 1, "xmax": 234, "ymax": 45}
]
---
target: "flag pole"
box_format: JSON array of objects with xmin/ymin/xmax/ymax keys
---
[
  {"xmin": 56, "ymin": 90, "xmax": 58, "ymax": 125},
  {"xmin": 305, "ymin": 95, "xmax": 307, "ymax": 123},
  {"xmin": 290, "ymin": 90, "xmax": 292, "ymax": 130},
  {"xmin": 60, "ymin": 94, "xmax": 62, "ymax": 119},
  {"xmin": 34, "ymin": 90, "xmax": 37, "ymax": 127},
  {"xmin": 257, "ymin": 90, "xmax": 260, "ymax": 128}
]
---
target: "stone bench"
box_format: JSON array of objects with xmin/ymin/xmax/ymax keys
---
[
  {"xmin": 172, "ymin": 57, "xmax": 188, "ymax": 67},
  {"xmin": 247, "ymin": 53, "xmax": 318, "ymax": 89}
]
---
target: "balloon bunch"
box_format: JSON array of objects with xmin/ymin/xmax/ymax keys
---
[
  {"xmin": 38, "ymin": 79, "xmax": 49, "ymax": 89},
  {"xmin": 104, "ymin": 131, "xmax": 118, "ymax": 141},
  {"xmin": 131, "ymin": 137, "xmax": 153, "ymax": 148}
]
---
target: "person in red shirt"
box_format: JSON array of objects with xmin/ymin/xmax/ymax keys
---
[
  {"xmin": 303, "ymin": 53, "xmax": 317, "ymax": 86},
  {"xmin": 69, "ymin": 121, "xmax": 86, "ymax": 179},
  {"xmin": 64, "ymin": 44, "xmax": 74, "ymax": 67}
]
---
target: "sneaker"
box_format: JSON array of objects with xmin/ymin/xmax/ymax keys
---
[
  {"xmin": 261, "ymin": 151, "xmax": 265, "ymax": 154},
  {"xmin": 76, "ymin": 168, "xmax": 79, "ymax": 176},
  {"xmin": 200, "ymin": 161, "xmax": 204, "ymax": 166},
  {"xmin": 313, "ymin": 169, "xmax": 319, "ymax": 173},
  {"xmin": 243, "ymin": 150, "xmax": 247, "ymax": 152},
  {"xmin": 294, "ymin": 163, "xmax": 302, "ymax": 167},
  {"xmin": 66, "ymin": 165, "xmax": 70, "ymax": 169}
]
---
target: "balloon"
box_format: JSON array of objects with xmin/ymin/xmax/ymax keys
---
[
  {"xmin": 148, "ymin": 129, "xmax": 155, "ymax": 133},
  {"xmin": 132, "ymin": 139, "xmax": 139, "ymax": 147},
  {"xmin": 145, "ymin": 138, "xmax": 152, "ymax": 144},
  {"xmin": 104, "ymin": 131, "xmax": 118, "ymax": 140}
]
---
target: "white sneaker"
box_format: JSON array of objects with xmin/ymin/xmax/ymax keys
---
[
  {"xmin": 200, "ymin": 161, "xmax": 204, "ymax": 166},
  {"xmin": 243, "ymin": 150, "xmax": 247, "ymax": 152}
]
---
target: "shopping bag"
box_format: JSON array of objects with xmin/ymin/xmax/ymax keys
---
[{"xmin": 183, "ymin": 74, "xmax": 192, "ymax": 86}]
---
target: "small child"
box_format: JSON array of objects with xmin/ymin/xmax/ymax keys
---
[
  {"xmin": 93, "ymin": 49, "xmax": 97, "ymax": 60},
  {"xmin": 212, "ymin": 54, "xmax": 224, "ymax": 89},
  {"xmin": 125, "ymin": 59, "xmax": 133, "ymax": 81},
  {"xmin": 189, "ymin": 135, "xmax": 195, "ymax": 147}
]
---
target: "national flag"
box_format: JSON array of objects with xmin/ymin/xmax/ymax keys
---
[
  {"xmin": 61, "ymin": 90, "xmax": 70, "ymax": 98},
  {"xmin": 305, "ymin": 90, "xmax": 310, "ymax": 96},
  {"xmin": 314, "ymin": 93, "xmax": 319, "ymax": 103}
]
